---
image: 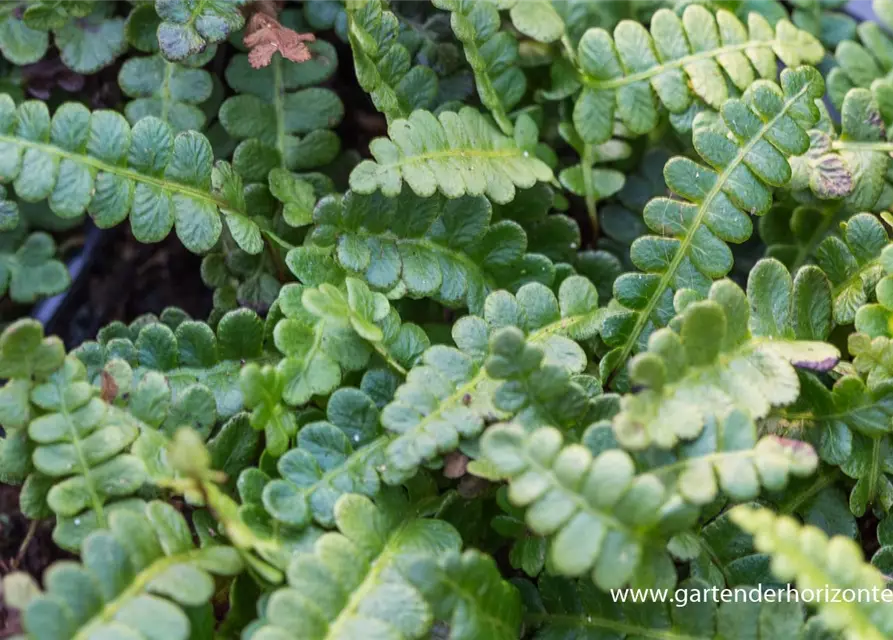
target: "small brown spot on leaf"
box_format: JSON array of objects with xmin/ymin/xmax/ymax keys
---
[{"xmin": 100, "ymin": 371, "xmax": 118, "ymax": 403}]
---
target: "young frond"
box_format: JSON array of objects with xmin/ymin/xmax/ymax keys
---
[
  {"xmin": 599, "ymin": 67, "xmax": 826, "ymax": 381},
  {"xmin": 6, "ymin": 500, "xmax": 243, "ymax": 640},
  {"xmin": 613, "ymin": 260, "xmax": 839, "ymax": 449},
  {"xmin": 732, "ymin": 505, "xmax": 893, "ymax": 640},
  {"xmin": 570, "ymin": 6, "xmax": 824, "ymax": 144},
  {"xmin": 349, "ymin": 108, "xmax": 553, "ymax": 204},
  {"xmin": 0, "ymin": 95, "xmax": 265, "ymax": 254}
]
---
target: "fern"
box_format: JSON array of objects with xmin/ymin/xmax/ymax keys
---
[
  {"xmin": 815, "ymin": 213, "xmax": 891, "ymax": 325},
  {"xmin": 406, "ymin": 549, "xmax": 523, "ymax": 640},
  {"xmin": 599, "ymin": 66, "xmax": 825, "ymax": 382},
  {"xmin": 250, "ymin": 491, "xmax": 461, "ymax": 638},
  {"xmin": 569, "ymin": 6, "xmax": 824, "ymax": 144},
  {"xmin": 0, "ymin": 222, "xmax": 69, "ymax": 303},
  {"xmin": 349, "ymin": 108, "xmax": 553, "ymax": 203},
  {"xmin": 346, "ymin": 0, "xmax": 438, "ymax": 122},
  {"xmin": 296, "ymin": 187, "xmax": 559, "ymax": 313},
  {"xmin": 220, "ymin": 27, "xmax": 343, "ymax": 175},
  {"xmin": 73, "ymin": 307, "xmax": 266, "ymax": 423},
  {"xmin": 4, "ymin": 500, "xmax": 243, "ymax": 640},
  {"xmin": 0, "ymin": 95, "xmax": 265, "ymax": 254},
  {"xmin": 613, "ymin": 261, "xmax": 839, "ymax": 449},
  {"xmin": 430, "ymin": 0, "xmax": 526, "ymax": 135},
  {"xmin": 381, "ymin": 276, "xmax": 601, "ymax": 477},
  {"xmin": 118, "ymin": 52, "xmax": 214, "ymax": 133},
  {"xmin": 272, "ymin": 277, "xmax": 429, "ymax": 406},
  {"xmin": 732, "ymin": 505, "xmax": 893, "ymax": 639},
  {"xmin": 481, "ymin": 411, "xmax": 817, "ymax": 590}
]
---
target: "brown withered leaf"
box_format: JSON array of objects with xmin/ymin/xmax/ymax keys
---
[
  {"xmin": 244, "ymin": 12, "xmax": 315, "ymax": 69},
  {"xmin": 100, "ymin": 370, "xmax": 118, "ymax": 403}
]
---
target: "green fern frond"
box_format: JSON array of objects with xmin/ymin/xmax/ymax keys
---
[
  {"xmin": 791, "ymin": 373, "xmax": 893, "ymax": 515},
  {"xmin": 346, "ymin": 0, "xmax": 438, "ymax": 122},
  {"xmin": 155, "ymin": 0, "xmax": 245, "ymax": 62},
  {"xmin": 250, "ymin": 491, "xmax": 461, "ymax": 638},
  {"xmin": 73, "ymin": 307, "xmax": 267, "ymax": 423},
  {"xmin": 599, "ymin": 67, "xmax": 825, "ymax": 381},
  {"xmin": 0, "ymin": 223, "xmax": 69, "ymax": 303},
  {"xmin": 0, "ymin": 319, "xmax": 155, "ymax": 551},
  {"xmin": 349, "ymin": 108, "xmax": 553, "ymax": 203},
  {"xmin": 570, "ymin": 6, "xmax": 824, "ymax": 144},
  {"xmin": 240, "ymin": 386, "xmax": 390, "ymax": 533},
  {"xmin": 732, "ymin": 505, "xmax": 893, "ymax": 640},
  {"xmin": 118, "ymin": 52, "xmax": 213, "ymax": 132},
  {"xmin": 613, "ymin": 261, "xmax": 839, "ymax": 449},
  {"xmin": 817, "ymin": 214, "xmax": 891, "ymax": 325},
  {"xmin": 0, "ymin": 95, "xmax": 264, "ymax": 254},
  {"xmin": 6, "ymin": 500, "xmax": 243, "ymax": 640},
  {"xmin": 220, "ymin": 34, "xmax": 343, "ymax": 175},
  {"xmin": 431, "ymin": 0, "xmax": 526, "ymax": 134},
  {"xmin": 381, "ymin": 277, "xmax": 601, "ymax": 477},
  {"xmin": 482, "ymin": 412, "xmax": 817, "ymax": 589},
  {"xmin": 406, "ymin": 549, "xmax": 523, "ymax": 640},
  {"xmin": 273, "ymin": 277, "xmax": 430, "ymax": 406},
  {"xmin": 297, "ymin": 187, "xmax": 559, "ymax": 314}
]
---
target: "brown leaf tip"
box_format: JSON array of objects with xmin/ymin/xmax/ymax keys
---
[{"xmin": 244, "ymin": 13, "xmax": 316, "ymax": 69}]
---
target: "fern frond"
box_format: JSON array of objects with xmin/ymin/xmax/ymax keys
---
[
  {"xmin": 155, "ymin": 0, "xmax": 245, "ymax": 61},
  {"xmin": 73, "ymin": 307, "xmax": 266, "ymax": 423},
  {"xmin": 732, "ymin": 505, "xmax": 893, "ymax": 640},
  {"xmin": 273, "ymin": 277, "xmax": 430, "ymax": 406},
  {"xmin": 791, "ymin": 373, "xmax": 893, "ymax": 515},
  {"xmin": 406, "ymin": 549, "xmax": 523, "ymax": 640},
  {"xmin": 297, "ymin": 187, "xmax": 559, "ymax": 314},
  {"xmin": 827, "ymin": 10, "xmax": 893, "ymax": 114},
  {"xmin": 599, "ymin": 67, "xmax": 825, "ymax": 381},
  {"xmin": 349, "ymin": 108, "xmax": 553, "ymax": 203},
  {"xmin": 523, "ymin": 575, "xmax": 832, "ymax": 638},
  {"xmin": 381, "ymin": 277, "xmax": 601, "ymax": 477},
  {"xmin": 220, "ymin": 35, "xmax": 343, "ymax": 175},
  {"xmin": 0, "ymin": 95, "xmax": 264, "ymax": 254},
  {"xmin": 570, "ymin": 7, "xmax": 823, "ymax": 144},
  {"xmin": 431, "ymin": 0, "xmax": 525, "ymax": 134},
  {"xmin": 118, "ymin": 52, "xmax": 213, "ymax": 132},
  {"xmin": 613, "ymin": 261, "xmax": 839, "ymax": 449},
  {"xmin": 0, "ymin": 319, "xmax": 155, "ymax": 550},
  {"xmin": 0, "ymin": 224, "xmax": 69, "ymax": 303},
  {"xmin": 251, "ymin": 491, "xmax": 461, "ymax": 638},
  {"xmin": 7, "ymin": 500, "xmax": 243, "ymax": 640},
  {"xmin": 817, "ymin": 213, "xmax": 891, "ymax": 325},
  {"xmin": 346, "ymin": 0, "xmax": 438, "ymax": 122},
  {"xmin": 482, "ymin": 413, "xmax": 817, "ymax": 588},
  {"xmin": 242, "ymin": 386, "xmax": 389, "ymax": 531}
]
